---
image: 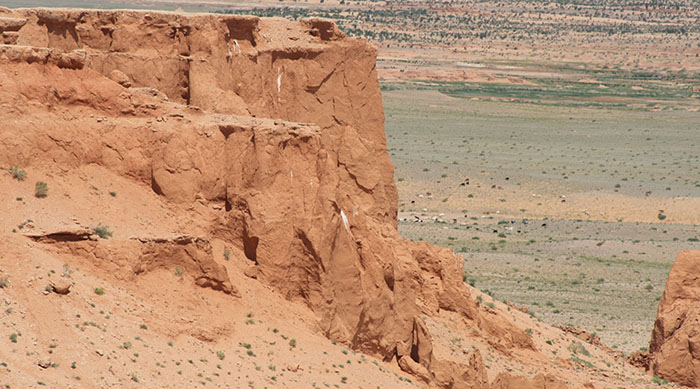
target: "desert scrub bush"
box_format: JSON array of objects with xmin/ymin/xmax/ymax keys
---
[
  {"xmin": 567, "ymin": 341, "xmax": 590, "ymax": 356},
  {"xmin": 92, "ymin": 223, "xmax": 112, "ymax": 239},
  {"xmin": 652, "ymin": 375, "xmax": 668, "ymax": 385},
  {"xmin": 9, "ymin": 333, "xmax": 18, "ymax": 343},
  {"xmin": 8, "ymin": 166, "xmax": 26, "ymax": 181},
  {"xmin": 0, "ymin": 277, "xmax": 8, "ymax": 288},
  {"xmin": 34, "ymin": 181, "xmax": 48, "ymax": 198},
  {"xmin": 174, "ymin": 267, "xmax": 183, "ymax": 277},
  {"xmin": 569, "ymin": 355, "xmax": 594, "ymax": 369},
  {"xmin": 216, "ymin": 351, "xmax": 225, "ymax": 360},
  {"xmin": 94, "ymin": 287, "xmax": 105, "ymax": 296},
  {"xmin": 657, "ymin": 213, "xmax": 667, "ymax": 220}
]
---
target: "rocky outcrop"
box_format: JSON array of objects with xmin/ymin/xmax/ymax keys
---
[
  {"xmin": 1, "ymin": 8, "xmax": 546, "ymax": 388},
  {"xmin": 491, "ymin": 373, "xmax": 569, "ymax": 389},
  {"xmin": 0, "ymin": 15, "xmax": 26, "ymax": 44},
  {"xmin": 649, "ymin": 250, "xmax": 700, "ymax": 387},
  {"xmin": 7, "ymin": 8, "xmax": 394, "ymax": 220},
  {"xmin": 29, "ymin": 228, "xmax": 237, "ymax": 296},
  {"xmin": 0, "ymin": 45, "xmax": 85, "ymax": 68}
]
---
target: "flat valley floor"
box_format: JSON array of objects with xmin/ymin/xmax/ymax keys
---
[{"xmin": 384, "ymin": 87, "xmax": 700, "ymax": 354}]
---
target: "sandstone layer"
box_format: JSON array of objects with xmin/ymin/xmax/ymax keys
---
[{"xmin": 649, "ymin": 250, "xmax": 700, "ymax": 387}]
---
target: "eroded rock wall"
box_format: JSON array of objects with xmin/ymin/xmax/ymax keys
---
[
  {"xmin": 1, "ymin": 8, "xmax": 545, "ymax": 388},
  {"xmin": 649, "ymin": 250, "xmax": 700, "ymax": 387},
  {"xmin": 8, "ymin": 8, "xmax": 395, "ymax": 225}
]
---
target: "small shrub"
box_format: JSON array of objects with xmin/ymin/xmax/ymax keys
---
[
  {"xmin": 569, "ymin": 356, "xmax": 594, "ymax": 369},
  {"xmin": 652, "ymin": 375, "xmax": 668, "ymax": 385},
  {"xmin": 35, "ymin": 181, "xmax": 48, "ymax": 198},
  {"xmin": 657, "ymin": 213, "xmax": 667, "ymax": 220},
  {"xmin": 223, "ymin": 248, "xmax": 230, "ymax": 261},
  {"xmin": 62, "ymin": 264, "xmax": 73, "ymax": 278},
  {"xmin": 9, "ymin": 333, "xmax": 18, "ymax": 343},
  {"xmin": 289, "ymin": 338, "xmax": 297, "ymax": 348},
  {"xmin": 216, "ymin": 351, "xmax": 225, "ymax": 361},
  {"xmin": 92, "ymin": 224, "xmax": 112, "ymax": 239},
  {"xmin": 174, "ymin": 268, "xmax": 183, "ymax": 277},
  {"xmin": 0, "ymin": 277, "xmax": 8, "ymax": 288},
  {"xmin": 8, "ymin": 166, "xmax": 26, "ymax": 181},
  {"xmin": 568, "ymin": 341, "xmax": 590, "ymax": 357},
  {"xmin": 94, "ymin": 287, "xmax": 105, "ymax": 296}
]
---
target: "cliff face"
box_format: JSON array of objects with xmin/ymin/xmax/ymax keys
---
[
  {"xmin": 11, "ymin": 8, "xmax": 395, "ymax": 221},
  {"xmin": 1, "ymin": 8, "xmax": 555, "ymax": 388},
  {"xmin": 649, "ymin": 250, "xmax": 700, "ymax": 387}
]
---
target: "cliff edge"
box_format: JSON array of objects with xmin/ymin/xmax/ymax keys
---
[{"xmin": 0, "ymin": 7, "xmax": 656, "ymax": 388}]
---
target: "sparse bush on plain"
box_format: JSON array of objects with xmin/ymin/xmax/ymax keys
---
[
  {"xmin": 92, "ymin": 224, "xmax": 113, "ymax": 239},
  {"xmin": 568, "ymin": 341, "xmax": 590, "ymax": 357},
  {"xmin": 35, "ymin": 181, "xmax": 48, "ymax": 197},
  {"xmin": 8, "ymin": 166, "xmax": 26, "ymax": 181}
]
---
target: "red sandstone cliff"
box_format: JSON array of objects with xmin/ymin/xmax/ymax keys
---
[
  {"xmin": 0, "ymin": 8, "xmax": 653, "ymax": 388},
  {"xmin": 649, "ymin": 250, "xmax": 700, "ymax": 387}
]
